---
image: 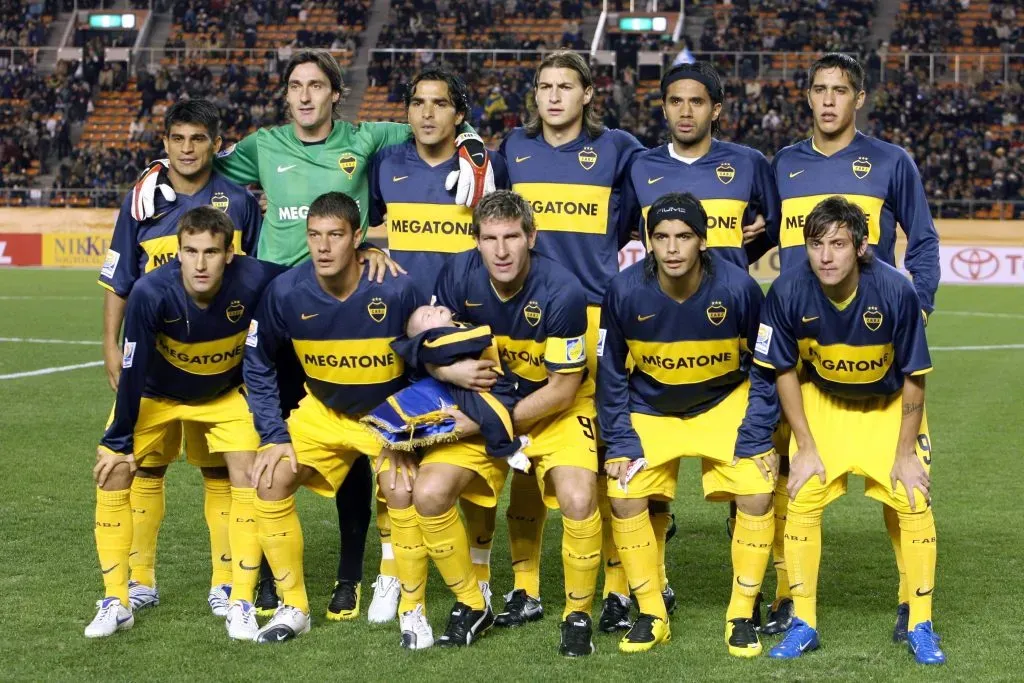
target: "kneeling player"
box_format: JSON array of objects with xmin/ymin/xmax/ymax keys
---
[
  {"xmin": 243, "ymin": 192, "xmax": 423, "ymax": 643},
  {"xmin": 411, "ymin": 191, "xmax": 602, "ymax": 656},
  {"xmin": 755, "ymin": 197, "xmax": 944, "ymax": 665},
  {"xmin": 87, "ymin": 207, "xmax": 285, "ymax": 640},
  {"xmin": 599, "ymin": 193, "xmax": 779, "ymax": 655}
]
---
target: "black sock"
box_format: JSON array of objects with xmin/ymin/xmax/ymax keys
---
[{"xmin": 335, "ymin": 455, "xmax": 372, "ymax": 582}]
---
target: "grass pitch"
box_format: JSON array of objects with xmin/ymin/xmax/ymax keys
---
[{"xmin": 1, "ymin": 269, "xmax": 1022, "ymax": 681}]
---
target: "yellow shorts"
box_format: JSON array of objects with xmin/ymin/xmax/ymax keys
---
[
  {"xmin": 607, "ymin": 381, "xmax": 773, "ymax": 502},
  {"xmin": 787, "ymin": 381, "xmax": 932, "ymax": 515},
  {"xmin": 422, "ymin": 395, "xmax": 598, "ymax": 509},
  {"xmin": 124, "ymin": 389, "xmax": 258, "ymax": 468},
  {"xmin": 286, "ymin": 392, "xmax": 383, "ymax": 498}
]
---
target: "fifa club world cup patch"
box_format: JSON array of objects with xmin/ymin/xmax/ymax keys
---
[
  {"xmin": 100, "ymin": 249, "xmax": 120, "ymax": 279},
  {"xmin": 122, "ymin": 340, "xmax": 136, "ymax": 368},
  {"xmin": 755, "ymin": 324, "xmax": 773, "ymax": 355},
  {"xmin": 716, "ymin": 163, "xmax": 735, "ymax": 185},
  {"xmin": 211, "ymin": 192, "xmax": 230, "ymax": 212},
  {"xmin": 523, "ymin": 301, "xmax": 542, "ymax": 327},
  {"xmin": 226, "ymin": 300, "xmax": 245, "ymax": 323},
  {"xmin": 596, "ymin": 328, "xmax": 607, "ymax": 357},
  {"xmin": 566, "ymin": 337, "xmax": 585, "ymax": 363},
  {"xmin": 245, "ymin": 320, "xmax": 259, "ymax": 347},
  {"xmin": 368, "ymin": 297, "xmax": 387, "ymax": 323},
  {"xmin": 706, "ymin": 301, "xmax": 727, "ymax": 326}
]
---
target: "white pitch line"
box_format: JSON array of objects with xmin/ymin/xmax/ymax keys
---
[
  {"xmin": 0, "ymin": 337, "xmax": 101, "ymax": 345},
  {"xmin": 0, "ymin": 296, "xmax": 97, "ymax": 300},
  {"xmin": 943, "ymin": 310, "xmax": 1024, "ymax": 320},
  {"xmin": 0, "ymin": 360, "xmax": 104, "ymax": 380},
  {"xmin": 931, "ymin": 344, "xmax": 1024, "ymax": 351}
]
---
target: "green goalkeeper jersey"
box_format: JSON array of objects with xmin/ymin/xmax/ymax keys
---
[{"xmin": 214, "ymin": 120, "xmax": 411, "ymax": 266}]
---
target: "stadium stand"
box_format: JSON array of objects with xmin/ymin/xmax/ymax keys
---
[{"xmin": 0, "ymin": 0, "xmax": 53, "ymax": 47}]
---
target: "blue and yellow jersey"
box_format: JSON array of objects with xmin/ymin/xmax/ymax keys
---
[
  {"xmin": 754, "ymin": 259, "xmax": 932, "ymax": 400},
  {"xmin": 369, "ymin": 140, "xmax": 510, "ymax": 302},
  {"xmin": 498, "ymin": 127, "xmax": 644, "ymax": 305},
  {"xmin": 97, "ymin": 172, "xmax": 262, "ymax": 297},
  {"xmin": 770, "ymin": 133, "xmax": 940, "ymax": 312},
  {"xmin": 629, "ymin": 141, "xmax": 779, "ymax": 268},
  {"xmin": 434, "ymin": 250, "xmax": 591, "ymax": 400},
  {"xmin": 598, "ymin": 256, "xmax": 777, "ymax": 460},
  {"xmin": 100, "ymin": 256, "xmax": 286, "ymax": 454},
  {"xmin": 243, "ymin": 261, "xmax": 424, "ymax": 446}
]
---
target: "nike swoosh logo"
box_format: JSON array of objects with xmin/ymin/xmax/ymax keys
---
[
  {"xmin": 638, "ymin": 314, "xmax": 656, "ymax": 322},
  {"xmin": 277, "ymin": 164, "xmax": 297, "ymax": 173},
  {"xmin": 445, "ymin": 580, "xmax": 462, "ymax": 588},
  {"xmin": 220, "ymin": 554, "xmax": 231, "ymax": 563},
  {"xmin": 647, "ymin": 177, "xmax": 664, "ymax": 185},
  {"xmin": 475, "ymin": 536, "xmax": 492, "ymax": 545},
  {"xmin": 465, "ymin": 300, "xmax": 483, "ymax": 307},
  {"xmin": 789, "ymin": 170, "xmax": 805, "ymax": 178},
  {"xmin": 402, "ymin": 582, "xmax": 424, "ymax": 594},
  {"xmin": 392, "ymin": 175, "xmax": 408, "ymax": 182},
  {"xmin": 736, "ymin": 577, "xmax": 760, "ymax": 588},
  {"xmin": 101, "ymin": 564, "xmax": 119, "ymax": 575},
  {"xmin": 799, "ymin": 639, "xmax": 813, "ymax": 651},
  {"xmin": 915, "ymin": 587, "xmax": 934, "ymax": 597},
  {"xmin": 629, "ymin": 580, "xmax": 650, "ymax": 593},
  {"xmin": 239, "ymin": 560, "xmax": 261, "ymax": 571},
  {"xmin": 274, "ymin": 631, "xmax": 289, "ymax": 640},
  {"xmin": 300, "ymin": 313, "xmax": 319, "ymax": 320},
  {"xmin": 801, "ymin": 316, "xmax": 819, "ymax": 323},
  {"xmin": 515, "ymin": 156, "xmax": 531, "ymax": 163},
  {"xmin": 789, "ymin": 582, "xmax": 803, "ymax": 591},
  {"xmin": 273, "ymin": 572, "xmax": 290, "ymax": 582},
  {"xmin": 150, "ymin": 211, "xmax": 169, "ymax": 222},
  {"xmin": 511, "ymin": 559, "xmax": 528, "ymax": 567},
  {"xmin": 116, "ymin": 615, "xmax": 132, "ymax": 625},
  {"xmin": 567, "ymin": 592, "xmax": 593, "ymax": 601},
  {"xmin": 164, "ymin": 317, "xmax": 181, "ymax": 324},
  {"xmin": 269, "ymin": 531, "xmax": 289, "ymax": 537}
]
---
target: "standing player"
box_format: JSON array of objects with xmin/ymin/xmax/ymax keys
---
[
  {"xmin": 496, "ymin": 50, "xmax": 648, "ymax": 632},
  {"xmin": 767, "ymin": 53, "xmax": 940, "ymax": 638},
  {"xmin": 87, "ymin": 207, "xmax": 285, "ymax": 641},
  {"xmin": 243, "ymin": 192, "xmax": 423, "ymax": 643},
  {"xmin": 415, "ymin": 191, "xmax": 602, "ymax": 656},
  {"xmin": 97, "ymin": 99, "xmax": 262, "ymax": 617},
  {"xmin": 755, "ymin": 197, "xmax": 944, "ymax": 665},
  {"xmin": 129, "ymin": 49, "xmax": 490, "ymax": 620},
  {"xmin": 599, "ymin": 192, "xmax": 778, "ymax": 656},
  {"xmin": 367, "ymin": 66, "xmax": 511, "ymax": 623}
]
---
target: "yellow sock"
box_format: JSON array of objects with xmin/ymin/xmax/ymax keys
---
[
  {"xmin": 462, "ymin": 502, "xmax": 494, "ymax": 584},
  {"xmin": 599, "ymin": 489, "xmax": 628, "ymax": 597},
  {"xmin": 255, "ymin": 495, "xmax": 308, "ymax": 613},
  {"xmin": 773, "ymin": 476, "xmax": 791, "ymax": 601},
  {"xmin": 612, "ymin": 510, "xmax": 666, "ymax": 620},
  {"xmin": 95, "ymin": 488, "xmax": 133, "ymax": 605},
  {"xmin": 229, "ymin": 487, "xmax": 260, "ymax": 603},
  {"xmin": 129, "ymin": 476, "xmax": 165, "ymax": 588},
  {"xmin": 899, "ymin": 508, "xmax": 937, "ymax": 628},
  {"xmin": 203, "ymin": 478, "xmax": 232, "ymax": 587},
  {"xmin": 506, "ymin": 473, "xmax": 546, "ymax": 597},
  {"xmin": 884, "ymin": 504, "xmax": 908, "ymax": 604},
  {"xmin": 376, "ymin": 499, "xmax": 397, "ymax": 577},
  {"xmin": 562, "ymin": 509, "xmax": 602, "ymax": 619},
  {"xmin": 784, "ymin": 508, "xmax": 822, "ymax": 628},
  {"xmin": 419, "ymin": 507, "xmax": 483, "ymax": 609},
  {"xmin": 389, "ymin": 505, "xmax": 428, "ymax": 612},
  {"xmin": 650, "ymin": 509, "xmax": 671, "ymax": 591},
  {"xmin": 726, "ymin": 509, "xmax": 774, "ymax": 620}
]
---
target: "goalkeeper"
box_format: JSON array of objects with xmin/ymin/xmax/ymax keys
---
[{"xmin": 128, "ymin": 48, "xmax": 496, "ymax": 623}]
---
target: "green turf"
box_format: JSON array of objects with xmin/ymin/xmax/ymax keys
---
[{"xmin": 1, "ymin": 270, "xmax": 1021, "ymax": 681}]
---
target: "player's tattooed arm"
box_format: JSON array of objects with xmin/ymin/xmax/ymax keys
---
[{"xmin": 892, "ymin": 375, "xmax": 929, "ymax": 511}]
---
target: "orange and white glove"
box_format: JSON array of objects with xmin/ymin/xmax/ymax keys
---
[
  {"xmin": 445, "ymin": 132, "xmax": 495, "ymax": 208},
  {"xmin": 130, "ymin": 159, "xmax": 175, "ymax": 221}
]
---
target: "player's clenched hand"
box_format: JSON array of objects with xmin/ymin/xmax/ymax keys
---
[
  {"xmin": 359, "ymin": 247, "xmax": 407, "ymax": 283},
  {"xmin": 94, "ymin": 448, "xmax": 136, "ymax": 487},
  {"xmin": 252, "ymin": 443, "xmax": 297, "ymax": 489},
  {"xmin": 444, "ymin": 406, "xmax": 481, "ymax": 438},
  {"xmin": 741, "ymin": 213, "xmax": 766, "ymax": 245},
  {"xmin": 435, "ymin": 358, "xmax": 498, "ymax": 392},
  {"xmin": 130, "ymin": 159, "xmax": 175, "ymax": 221},
  {"xmin": 103, "ymin": 344, "xmax": 122, "ymax": 392},
  {"xmin": 890, "ymin": 448, "xmax": 930, "ymax": 512},
  {"xmin": 374, "ymin": 448, "xmax": 418, "ymax": 492},
  {"xmin": 736, "ymin": 449, "xmax": 779, "ymax": 482},
  {"xmin": 787, "ymin": 444, "xmax": 826, "ymax": 499}
]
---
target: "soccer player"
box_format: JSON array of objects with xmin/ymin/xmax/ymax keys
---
[
  {"xmin": 767, "ymin": 53, "xmax": 941, "ymax": 639},
  {"xmin": 368, "ymin": 67, "xmax": 511, "ymax": 614},
  {"xmin": 755, "ymin": 196, "xmax": 944, "ymax": 665},
  {"xmin": 496, "ymin": 49, "xmax": 649, "ymax": 633},
  {"xmin": 412, "ymin": 190, "xmax": 602, "ymax": 656},
  {"xmin": 599, "ymin": 192, "xmax": 778, "ymax": 656},
  {"xmin": 243, "ymin": 191, "xmax": 423, "ymax": 643},
  {"xmin": 129, "ymin": 49, "xmax": 493, "ymax": 621},
  {"xmin": 97, "ymin": 98, "xmax": 262, "ymax": 616},
  {"xmin": 87, "ymin": 207, "xmax": 285, "ymax": 640},
  {"xmin": 628, "ymin": 61, "xmax": 778, "ymax": 269}
]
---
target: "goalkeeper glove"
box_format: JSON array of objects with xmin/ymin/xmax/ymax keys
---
[
  {"xmin": 445, "ymin": 132, "xmax": 495, "ymax": 208},
  {"xmin": 130, "ymin": 159, "xmax": 175, "ymax": 221}
]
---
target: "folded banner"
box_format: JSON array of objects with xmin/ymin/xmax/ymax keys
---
[{"xmin": 361, "ymin": 377, "xmax": 459, "ymax": 450}]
